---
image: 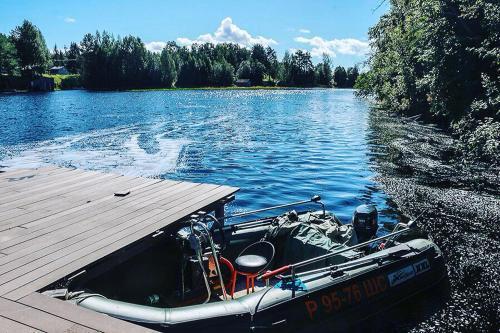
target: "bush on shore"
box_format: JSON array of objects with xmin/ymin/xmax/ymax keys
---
[
  {"xmin": 454, "ymin": 117, "xmax": 500, "ymax": 165},
  {"xmin": 0, "ymin": 75, "xmax": 30, "ymax": 91},
  {"xmin": 356, "ymin": 0, "xmax": 500, "ymax": 166}
]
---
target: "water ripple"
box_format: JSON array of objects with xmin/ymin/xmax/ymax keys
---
[{"xmin": 0, "ymin": 89, "xmax": 399, "ymax": 225}]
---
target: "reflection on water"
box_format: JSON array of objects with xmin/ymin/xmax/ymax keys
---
[{"xmin": 0, "ymin": 89, "xmax": 399, "ymax": 225}]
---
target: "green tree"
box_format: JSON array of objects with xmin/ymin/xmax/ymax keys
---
[
  {"xmin": 288, "ymin": 50, "xmax": 315, "ymax": 86},
  {"xmin": 10, "ymin": 20, "xmax": 50, "ymax": 76},
  {"xmin": 0, "ymin": 33, "xmax": 19, "ymax": 75},
  {"xmin": 51, "ymin": 44, "xmax": 65, "ymax": 67},
  {"xmin": 160, "ymin": 48, "xmax": 177, "ymax": 87},
  {"xmin": 211, "ymin": 60, "xmax": 234, "ymax": 86},
  {"xmin": 249, "ymin": 44, "xmax": 279, "ymax": 81},
  {"xmin": 353, "ymin": 71, "xmax": 372, "ymax": 91},
  {"xmin": 315, "ymin": 53, "xmax": 333, "ymax": 87},
  {"xmin": 120, "ymin": 36, "xmax": 147, "ymax": 87},
  {"xmin": 333, "ymin": 66, "xmax": 347, "ymax": 88},
  {"xmin": 278, "ymin": 51, "xmax": 292, "ymax": 84},
  {"xmin": 345, "ymin": 66, "xmax": 359, "ymax": 88},
  {"xmin": 177, "ymin": 54, "xmax": 200, "ymax": 87},
  {"xmin": 359, "ymin": 0, "xmax": 500, "ymax": 164},
  {"xmin": 236, "ymin": 60, "xmax": 252, "ymax": 79},
  {"xmin": 265, "ymin": 46, "xmax": 278, "ymax": 80},
  {"xmin": 144, "ymin": 51, "xmax": 162, "ymax": 87},
  {"xmin": 65, "ymin": 42, "xmax": 81, "ymax": 74},
  {"xmin": 236, "ymin": 59, "xmax": 265, "ymax": 85},
  {"xmin": 251, "ymin": 45, "xmax": 267, "ymax": 68}
]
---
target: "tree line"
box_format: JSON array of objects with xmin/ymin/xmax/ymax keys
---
[
  {"xmin": 0, "ymin": 20, "xmax": 360, "ymax": 89},
  {"xmin": 356, "ymin": 0, "xmax": 499, "ymax": 165}
]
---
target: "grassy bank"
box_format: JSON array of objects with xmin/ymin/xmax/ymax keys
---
[{"xmin": 42, "ymin": 74, "xmax": 81, "ymax": 90}]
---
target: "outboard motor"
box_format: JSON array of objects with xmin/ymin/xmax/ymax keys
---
[{"xmin": 352, "ymin": 204, "xmax": 378, "ymax": 242}]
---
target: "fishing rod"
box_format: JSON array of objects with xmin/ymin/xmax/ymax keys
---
[
  {"xmin": 259, "ymin": 217, "xmax": 422, "ymax": 297},
  {"xmin": 223, "ymin": 195, "xmax": 325, "ymax": 220},
  {"xmin": 384, "ymin": 208, "xmax": 428, "ymax": 248}
]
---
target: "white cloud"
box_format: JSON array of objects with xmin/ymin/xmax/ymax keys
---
[
  {"xmin": 294, "ymin": 36, "xmax": 369, "ymax": 57},
  {"xmin": 177, "ymin": 17, "xmax": 277, "ymax": 47},
  {"xmin": 145, "ymin": 41, "xmax": 167, "ymax": 53},
  {"xmin": 299, "ymin": 28, "xmax": 311, "ymax": 34},
  {"xmin": 64, "ymin": 17, "xmax": 76, "ymax": 23},
  {"xmin": 288, "ymin": 48, "xmax": 307, "ymax": 54}
]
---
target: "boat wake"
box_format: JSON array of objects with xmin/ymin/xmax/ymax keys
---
[{"xmin": 0, "ymin": 125, "xmax": 190, "ymax": 177}]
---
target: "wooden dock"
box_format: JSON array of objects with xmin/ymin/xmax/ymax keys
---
[{"xmin": 0, "ymin": 166, "xmax": 239, "ymax": 332}]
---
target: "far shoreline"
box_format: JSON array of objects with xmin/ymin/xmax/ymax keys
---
[{"xmin": 1, "ymin": 86, "xmax": 358, "ymax": 94}]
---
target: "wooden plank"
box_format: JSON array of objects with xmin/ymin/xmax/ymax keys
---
[
  {"xmin": 0, "ymin": 176, "xmax": 158, "ymax": 231},
  {"xmin": 0, "ymin": 183, "xmax": 207, "ymax": 274},
  {"xmin": 7, "ymin": 176, "xmax": 179, "ymax": 233},
  {"xmin": 0, "ymin": 175, "xmax": 127, "ymax": 230},
  {"xmin": 0, "ymin": 170, "xmax": 106, "ymax": 207},
  {"xmin": 0, "ymin": 185, "xmax": 208, "ymax": 276},
  {"xmin": 0, "ymin": 187, "xmax": 197, "ymax": 276},
  {"xmin": 21, "ymin": 177, "xmax": 162, "ymax": 229},
  {"xmin": 0, "ymin": 315, "xmax": 44, "ymax": 333},
  {"xmin": 13, "ymin": 171, "xmax": 142, "ymax": 201},
  {"xmin": 0, "ymin": 168, "xmax": 93, "ymax": 200},
  {"xmin": 0, "ymin": 207, "xmax": 27, "ymax": 221},
  {"xmin": 20, "ymin": 293, "xmax": 158, "ymax": 333},
  {"xmin": 0, "ymin": 297, "xmax": 99, "ymax": 332},
  {"xmin": 18, "ymin": 173, "xmax": 125, "ymax": 209},
  {"xmin": 8, "ymin": 174, "xmax": 143, "ymax": 222},
  {"xmin": 2, "ymin": 186, "xmax": 237, "ymax": 299},
  {"xmin": 0, "ymin": 186, "xmax": 18, "ymax": 199},
  {"xmin": 0, "ymin": 171, "xmax": 97, "ymax": 210},
  {"xmin": 0, "ymin": 167, "xmax": 80, "ymax": 195},
  {"xmin": 0, "ymin": 180, "xmax": 164, "ymax": 252},
  {"xmin": 0, "ymin": 168, "xmax": 33, "ymax": 178},
  {"xmin": 0, "ymin": 172, "xmax": 120, "ymax": 229},
  {"xmin": 0, "ymin": 207, "xmax": 164, "ymax": 285},
  {"xmin": 0, "ymin": 181, "xmax": 188, "ymax": 253},
  {"xmin": 0, "ymin": 227, "xmax": 27, "ymax": 243},
  {"xmin": 0, "ymin": 167, "xmax": 58, "ymax": 180},
  {"xmin": 0, "ymin": 167, "xmax": 73, "ymax": 191}
]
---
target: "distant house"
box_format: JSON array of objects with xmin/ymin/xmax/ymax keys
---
[
  {"xmin": 235, "ymin": 79, "xmax": 252, "ymax": 87},
  {"xmin": 49, "ymin": 66, "xmax": 69, "ymax": 75}
]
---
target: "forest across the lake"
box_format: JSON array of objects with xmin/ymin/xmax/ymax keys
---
[{"xmin": 0, "ymin": 20, "xmax": 358, "ymax": 90}]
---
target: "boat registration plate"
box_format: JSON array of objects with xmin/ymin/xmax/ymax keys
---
[{"xmin": 388, "ymin": 258, "xmax": 430, "ymax": 287}]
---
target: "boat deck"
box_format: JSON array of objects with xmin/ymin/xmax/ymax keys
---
[{"xmin": 0, "ymin": 166, "xmax": 238, "ymax": 332}]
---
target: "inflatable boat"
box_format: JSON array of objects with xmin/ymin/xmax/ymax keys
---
[{"xmin": 43, "ymin": 196, "xmax": 447, "ymax": 332}]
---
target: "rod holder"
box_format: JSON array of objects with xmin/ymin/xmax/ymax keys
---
[{"xmin": 311, "ymin": 195, "xmax": 321, "ymax": 202}]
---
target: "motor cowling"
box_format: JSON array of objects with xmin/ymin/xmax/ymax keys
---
[{"xmin": 352, "ymin": 204, "xmax": 378, "ymax": 242}]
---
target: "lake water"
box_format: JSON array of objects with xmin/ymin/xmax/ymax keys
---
[{"xmin": 0, "ymin": 89, "xmax": 399, "ymax": 225}]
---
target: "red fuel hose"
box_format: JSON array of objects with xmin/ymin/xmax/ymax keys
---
[{"xmin": 259, "ymin": 265, "xmax": 291, "ymax": 281}]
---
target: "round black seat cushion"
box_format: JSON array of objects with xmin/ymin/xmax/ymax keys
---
[{"xmin": 235, "ymin": 254, "xmax": 268, "ymax": 274}]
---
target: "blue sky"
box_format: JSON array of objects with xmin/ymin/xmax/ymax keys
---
[{"xmin": 0, "ymin": 0, "xmax": 389, "ymax": 67}]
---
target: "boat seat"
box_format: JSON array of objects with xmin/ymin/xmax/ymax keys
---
[
  {"xmin": 235, "ymin": 254, "xmax": 268, "ymax": 274},
  {"xmin": 231, "ymin": 241, "xmax": 275, "ymax": 298}
]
